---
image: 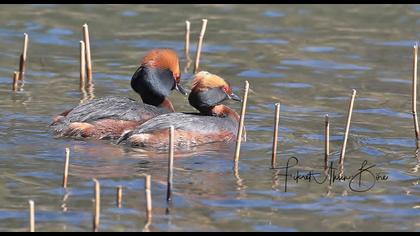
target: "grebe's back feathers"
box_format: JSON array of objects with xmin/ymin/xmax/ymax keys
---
[
  {"xmin": 51, "ymin": 96, "xmax": 169, "ymax": 135},
  {"xmin": 62, "ymin": 96, "xmax": 167, "ymax": 123},
  {"xmin": 131, "ymin": 112, "xmax": 237, "ymax": 134},
  {"xmin": 116, "ymin": 112, "xmax": 239, "ymax": 146}
]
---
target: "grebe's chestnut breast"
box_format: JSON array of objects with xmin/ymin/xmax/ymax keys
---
[
  {"xmin": 117, "ymin": 71, "xmax": 243, "ymax": 149},
  {"xmin": 50, "ymin": 48, "xmax": 188, "ymax": 140}
]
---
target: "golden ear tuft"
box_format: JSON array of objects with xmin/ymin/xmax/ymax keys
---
[{"xmin": 191, "ymin": 71, "xmax": 229, "ymax": 91}]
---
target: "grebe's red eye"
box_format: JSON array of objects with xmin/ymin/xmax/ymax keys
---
[
  {"xmin": 173, "ymin": 72, "xmax": 179, "ymax": 82},
  {"xmin": 222, "ymin": 86, "xmax": 229, "ymax": 93}
]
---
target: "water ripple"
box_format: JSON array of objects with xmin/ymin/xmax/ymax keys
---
[
  {"xmin": 354, "ymin": 108, "xmax": 411, "ymax": 119},
  {"xmin": 262, "ymin": 10, "xmax": 285, "ymax": 18},
  {"xmin": 238, "ymin": 70, "xmax": 285, "ymax": 78},
  {"xmin": 273, "ymin": 82, "xmax": 312, "ymax": 88},
  {"xmin": 281, "ymin": 59, "xmax": 371, "ymax": 71}
]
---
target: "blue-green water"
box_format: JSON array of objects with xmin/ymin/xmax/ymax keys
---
[{"xmin": 0, "ymin": 4, "xmax": 419, "ymax": 232}]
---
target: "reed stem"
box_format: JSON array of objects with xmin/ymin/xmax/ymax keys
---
[
  {"xmin": 83, "ymin": 24, "xmax": 92, "ymax": 84},
  {"xmin": 185, "ymin": 20, "xmax": 191, "ymax": 61},
  {"xmin": 412, "ymin": 43, "xmax": 420, "ymax": 151},
  {"xmin": 234, "ymin": 81, "xmax": 250, "ymax": 165},
  {"xmin": 167, "ymin": 126, "xmax": 175, "ymax": 202},
  {"xmin": 92, "ymin": 178, "xmax": 100, "ymax": 232},
  {"xmin": 193, "ymin": 19, "xmax": 208, "ymax": 74},
  {"xmin": 117, "ymin": 185, "xmax": 122, "ymax": 208},
  {"xmin": 12, "ymin": 71, "xmax": 19, "ymax": 91},
  {"xmin": 271, "ymin": 103, "xmax": 281, "ymax": 169},
  {"xmin": 28, "ymin": 200, "xmax": 35, "ymax": 232},
  {"xmin": 144, "ymin": 174, "xmax": 152, "ymax": 226},
  {"xmin": 339, "ymin": 89, "xmax": 357, "ymax": 167},
  {"xmin": 19, "ymin": 33, "xmax": 28, "ymax": 82},
  {"xmin": 80, "ymin": 41, "xmax": 86, "ymax": 90},
  {"xmin": 62, "ymin": 148, "xmax": 70, "ymax": 188}
]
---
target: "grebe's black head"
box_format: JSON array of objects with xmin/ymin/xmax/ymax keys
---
[
  {"xmin": 131, "ymin": 49, "xmax": 188, "ymax": 107},
  {"xmin": 188, "ymin": 71, "xmax": 241, "ymax": 114}
]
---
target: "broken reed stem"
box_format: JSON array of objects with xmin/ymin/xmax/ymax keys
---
[
  {"xmin": 324, "ymin": 115, "xmax": 330, "ymax": 171},
  {"xmin": 234, "ymin": 81, "xmax": 250, "ymax": 165},
  {"xmin": 19, "ymin": 33, "xmax": 28, "ymax": 82},
  {"xmin": 144, "ymin": 174, "xmax": 152, "ymax": 225},
  {"xmin": 92, "ymin": 178, "xmax": 100, "ymax": 232},
  {"xmin": 167, "ymin": 126, "xmax": 174, "ymax": 202},
  {"xmin": 28, "ymin": 200, "xmax": 35, "ymax": 232},
  {"xmin": 12, "ymin": 71, "xmax": 19, "ymax": 91},
  {"xmin": 185, "ymin": 20, "xmax": 191, "ymax": 61},
  {"xmin": 412, "ymin": 43, "xmax": 420, "ymax": 151},
  {"xmin": 62, "ymin": 148, "xmax": 70, "ymax": 188},
  {"xmin": 83, "ymin": 24, "xmax": 92, "ymax": 84},
  {"xmin": 80, "ymin": 41, "xmax": 86, "ymax": 90},
  {"xmin": 193, "ymin": 19, "xmax": 208, "ymax": 74},
  {"xmin": 339, "ymin": 89, "xmax": 357, "ymax": 167},
  {"xmin": 271, "ymin": 103, "xmax": 281, "ymax": 169},
  {"xmin": 117, "ymin": 185, "xmax": 122, "ymax": 208}
]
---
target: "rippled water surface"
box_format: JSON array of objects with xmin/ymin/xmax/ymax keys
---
[{"xmin": 0, "ymin": 4, "xmax": 419, "ymax": 232}]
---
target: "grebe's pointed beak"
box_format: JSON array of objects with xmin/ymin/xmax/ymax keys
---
[
  {"xmin": 175, "ymin": 83, "xmax": 189, "ymax": 96},
  {"xmin": 229, "ymin": 92, "xmax": 242, "ymax": 102}
]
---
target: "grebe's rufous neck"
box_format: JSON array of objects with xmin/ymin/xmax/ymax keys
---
[{"xmin": 51, "ymin": 48, "xmax": 187, "ymax": 140}]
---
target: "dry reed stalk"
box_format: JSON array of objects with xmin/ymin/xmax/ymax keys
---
[
  {"xmin": 144, "ymin": 174, "xmax": 152, "ymax": 227},
  {"xmin": 92, "ymin": 178, "xmax": 100, "ymax": 232},
  {"xmin": 80, "ymin": 41, "xmax": 86, "ymax": 90},
  {"xmin": 28, "ymin": 200, "xmax": 35, "ymax": 232},
  {"xmin": 19, "ymin": 33, "xmax": 28, "ymax": 82},
  {"xmin": 139, "ymin": 174, "xmax": 153, "ymax": 229},
  {"xmin": 412, "ymin": 43, "xmax": 420, "ymax": 152},
  {"xmin": 271, "ymin": 103, "xmax": 281, "ymax": 169},
  {"xmin": 324, "ymin": 114, "xmax": 330, "ymax": 171},
  {"xmin": 12, "ymin": 71, "xmax": 19, "ymax": 91},
  {"xmin": 185, "ymin": 20, "xmax": 191, "ymax": 61},
  {"xmin": 83, "ymin": 24, "xmax": 92, "ymax": 84},
  {"xmin": 339, "ymin": 89, "xmax": 357, "ymax": 167},
  {"xmin": 117, "ymin": 185, "xmax": 122, "ymax": 208},
  {"xmin": 234, "ymin": 80, "xmax": 250, "ymax": 165},
  {"xmin": 62, "ymin": 148, "xmax": 70, "ymax": 188},
  {"xmin": 167, "ymin": 126, "xmax": 174, "ymax": 202},
  {"xmin": 193, "ymin": 19, "xmax": 208, "ymax": 74}
]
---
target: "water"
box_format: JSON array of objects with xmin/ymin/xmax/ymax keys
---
[{"xmin": 0, "ymin": 4, "xmax": 419, "ymax": 232}]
